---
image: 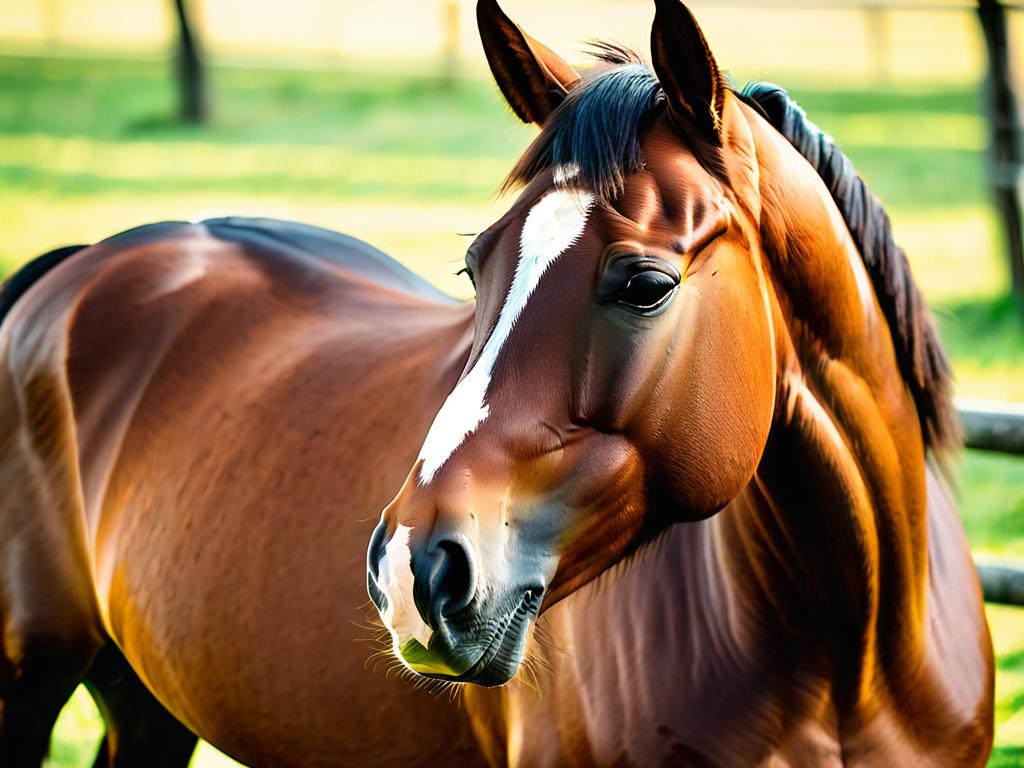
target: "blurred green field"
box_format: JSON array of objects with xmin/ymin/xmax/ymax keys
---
[{"xmin": 1, "ymin": 54, "xmax": 1022, "ymax": 766}]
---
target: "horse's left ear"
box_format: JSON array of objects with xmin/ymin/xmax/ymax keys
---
[
  {"xmin": 650, "ymin": 0, "xmax": 726, "ymax": 144},
  {"xmin": 477, "ymin": 0, "xmax": 581, "ymax": 126}
]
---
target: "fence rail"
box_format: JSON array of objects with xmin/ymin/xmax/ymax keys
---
[
  {"xmin": 957, "ymin": 397, "xmax": 1024, "ymax": 454},
  {"xmin": 956, "ymin": 399, "xmax": 1024, "ymax": 606},
  {"xmin": 977, "ymin": 563, "xmax": 1024, "ymax": 605}
]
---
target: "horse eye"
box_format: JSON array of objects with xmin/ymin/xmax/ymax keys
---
[{"xmin": 615, "ymin": 270, "xmax": 678, "ymax": 312}]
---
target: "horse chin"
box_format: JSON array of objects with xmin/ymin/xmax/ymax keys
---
[{"xmin": 400, "ymin": 590, "xmax": 541, "ymax": 687}]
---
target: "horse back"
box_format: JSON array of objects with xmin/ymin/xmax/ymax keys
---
[{"xmin": 0, "ymin": 218, "xmax": 484, "ymax": 765}]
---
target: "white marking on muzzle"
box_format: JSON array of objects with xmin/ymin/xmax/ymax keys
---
[
  {"xmin": 416, "ymin": 189, "xmax": 596, "ymax": 484},
  {"xmin": 376, "ymin": 523, "xmax": 433, "ymax": 650}
]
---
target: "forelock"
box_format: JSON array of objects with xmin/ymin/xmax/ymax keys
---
[{"xmin": 503, "ymin": 46, "xmax": 664, "ymax": 203}]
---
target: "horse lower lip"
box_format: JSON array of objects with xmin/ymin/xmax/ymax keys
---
[
  {"xmin": 463, "ymin": 621, "xmax": 518, "ymax": 680},
  {"xmin": 429, "ymin": 590, "xmax": 541, "ymax": 685},
  {"xmin": 422, "ymin": 622, "xmax": 517, "ymax": 686}
]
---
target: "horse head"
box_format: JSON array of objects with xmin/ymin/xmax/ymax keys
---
[{"xmin": 366, "ymin": 0, "xmax": 781, "ymax": 686}]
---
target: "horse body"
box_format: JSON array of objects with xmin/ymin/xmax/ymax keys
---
[
  {"xmin": 452, "ymin": 98, "xmax": 991, "ymax": 767},
  {"xmin": 463, "ymin": 466, "xmax": 988, "ymax": 767},
  {"xmin": 0, "ymin": 1, "xmax": 994, "ymax": 765},
  {"xmin": 0, "ymin": 218, "xmax": 485, "ymax": 765}
]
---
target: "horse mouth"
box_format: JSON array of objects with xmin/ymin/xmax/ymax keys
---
[{"xmin": 421, "ymin": 588, "xmax": 542, "ymax": 687}]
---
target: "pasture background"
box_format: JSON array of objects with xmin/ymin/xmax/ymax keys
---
[{"xmin": 1, "ymin": 0, "xmax": 1023, "ymax": 765}]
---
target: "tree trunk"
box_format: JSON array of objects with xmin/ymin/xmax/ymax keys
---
[
  {"xmin": 171, "ymin": 0, "xmax": 208, "ymax": 124},
  {"xmin": 977, "ymin": 0, "xmax": 1024, "ymax": 309}
]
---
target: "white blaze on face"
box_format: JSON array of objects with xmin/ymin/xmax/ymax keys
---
[
  {"xmin": 416, "ymin": 188, "xmax": 596, "ymax": 485},
  {"xmin": 375, "ymin": 524, "xmax": 433, "ymax": 651}
]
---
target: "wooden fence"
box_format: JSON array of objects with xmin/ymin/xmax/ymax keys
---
[{"xmin": 958, "ymin": 398, "xmax": 1024, "ymax": 606}]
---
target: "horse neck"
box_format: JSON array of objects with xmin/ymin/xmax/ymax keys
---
[{"xmin": 722, "ymin": 114, "xmax": 933, "ymax": 711}]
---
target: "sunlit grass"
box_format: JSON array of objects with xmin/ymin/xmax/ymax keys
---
[
  {"xmin": 990, "ymin": 605, "xmax": 1024, "ymax": 768},
  {"xmin": 44, "ymin": 689, "xmax": 100, "ymax": 768},
  {"xmin": 961, "ymin": 451, "xmax": 1024, "ymax": 560},
  {"xmin": 2, "ymin": 54, "xmax": 1021, "ymax": 766},
  {"xmin": 0, "ymin": 132, "xmax": 512, "ymax": 201},
  {"xmin": 0, "ymin": 190, "xmax": 496, "ymax": 300},
  {"xmin": 43, "ymin": 686, "xmax": 242, "ymax": 767}
]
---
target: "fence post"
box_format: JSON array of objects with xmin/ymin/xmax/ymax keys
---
[
  {"xmin": 171, "ymin": 0, "xmax": 208, "ymax": 124},
  {"xmin": 39, "ymin": 0, "xmax": 61, "ymax": 49},
  {"xmin": 863, "ymin": 5, "xmax": 890, "ymax": 85},
  {"xmin": 977, "ymin": 0, "xmax": 1024, "ymax": 309},
  {"xmin": 440, "ymin": 0, "xmax": 460, "ymax": 89}
]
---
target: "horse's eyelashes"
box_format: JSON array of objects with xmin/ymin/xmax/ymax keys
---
[{"xmin": 456, "ymin": 265, "xmax": 476, "ymax": 288}]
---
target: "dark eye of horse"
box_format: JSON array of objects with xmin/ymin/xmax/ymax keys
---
[
  {"xmin": 601, "ymin": 256, "xmax": 680, "ymax": 315},
  {"xmin": 616, "ymin": 271, "xmax": 677, "ymax": 311}
]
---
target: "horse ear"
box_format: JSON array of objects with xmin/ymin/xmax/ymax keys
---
[
  {"xmin": 477, "ymin": 0, "xmax": 581, "ymax": 126},
  {"xmin": 650, "ymin": 0, "xmax": 725, "ymax": 144}
]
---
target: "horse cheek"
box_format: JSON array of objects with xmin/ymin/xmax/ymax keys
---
[{"xmin": 651, "ymin": 264, "xmax": 774, "ymax": 519}]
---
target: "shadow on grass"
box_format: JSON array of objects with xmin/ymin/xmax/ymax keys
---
[{"xmin": 125, "ymin": 112, "xmax": 210, "ymax": 136}]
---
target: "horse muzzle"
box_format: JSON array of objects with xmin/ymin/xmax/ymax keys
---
[
  {"xmin": 366, "ymin": 519, "xmax": 544, "ymax": 686},
  {"xmin": 403, "ymin": 587, "xmax": 542, "ymax": 686}
]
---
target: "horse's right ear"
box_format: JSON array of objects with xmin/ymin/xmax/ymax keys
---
[{"xmin": 477, "ymin": 0, "xmax": 581, "ymax": 126}]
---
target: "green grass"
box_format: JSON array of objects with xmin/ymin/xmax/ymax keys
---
[
  {"xmin": 963, "ymin": 451, "xmax": 1024, "ymax": 559},
  {"xmin": 991, "ymin": 604, "xmax": 1024, "ymax": 768},
  {"xmin": 1, "ymin": 53, "xmax": 1022, "ymax": 766}
]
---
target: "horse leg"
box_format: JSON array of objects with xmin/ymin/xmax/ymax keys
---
[
  {"xmin": 0, "ymin": 446, "xmax": 101, "ymax": 768},
  {"xmin": 0, "ymin": 332, "xmax": 103, "ymax": 765},
  {"xmin": 85, "ymin": 644, "xmax": 198, "ymax": 768},
  {"xmin": 0, "ymin": 643, "xmax": 95, "ymax": 767}
]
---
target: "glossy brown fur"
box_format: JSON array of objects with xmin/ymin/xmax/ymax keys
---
[
  {"xmin": 455, "ymin": 103, "xmax": 993, "ymax": 765},
  {"xmin": 0, "ymin": 1, "xmax": 994, "ymax": 765},
  {"xmin": 370, "ymin": 1, "xmax": 992, "ymax": 764},
  {"xmin": 0, "ymin": 220, "xmax": 485, "ymax": 765}
]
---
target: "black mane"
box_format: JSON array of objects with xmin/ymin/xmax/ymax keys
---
[
  {"xmin": 504, "ymin": 46, "xmax": 958, "ymax": 454},
  {"xmin": 504, "ymin": 44, "xmax": 663, "ymax": 201},
  {"xmin": 739, "ymin": 82, "xmax": 959, "ymax": 453}
]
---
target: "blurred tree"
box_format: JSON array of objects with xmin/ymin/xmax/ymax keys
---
[
  {"xmin": 977, "ymin": 0, "xmax": 1024, "ymax": 310},
  {"xmin": 440, "ymin": 0, "xmax": 459, "ymax": 90},
  {"xmin": 172, "ymin": 0, "xmax": 208, "ymax": 123}
]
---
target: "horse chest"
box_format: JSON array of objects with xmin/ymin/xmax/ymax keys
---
[{"xmin": 468, "ymin": 521, "xmax": 834, "ymax": 767}]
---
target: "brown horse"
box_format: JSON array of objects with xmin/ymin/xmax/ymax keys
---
[
  {"xmin": 371, "ymin": 0, "xmax": 994, "ymax": 764},
  {"xmin": 0, "ymin": 1, "xmax": 993, "ymax": 766}
]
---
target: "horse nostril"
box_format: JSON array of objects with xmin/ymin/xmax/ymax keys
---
[{"xmin": 431, "ymin": 538, "xmax": 476, "ymax": 619}]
